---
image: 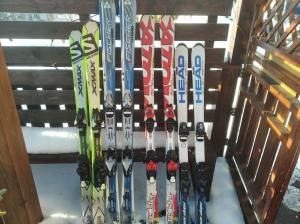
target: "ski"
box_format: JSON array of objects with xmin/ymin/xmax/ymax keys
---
[
  {"xmin": 140, "ymin": 15, "xmax": 159, "ymax": 224},
  {"xmin": 119, "ymin": 0, "xmax": 136, "ymax": 223},
  {"xmin": 82, "ymin": 21, "xmax": 107, "ymax": 224},
  {"xmin": 69, "ymin": 30, "xmax": 93, "ymax": 224},
  {"xmin": 160, "ymin": 15, "xmax": 178, "ymax": 224},
  {"xmin": 99, "ymin": 0, "xmax": 119, "ymax": 223},
  {"xmin": 175, "ymin": 43, "xmax": 191, "ymax": 224},
  {"xmin": 191, "ymin": 44, "xmax": 207, "ymax": 224}
]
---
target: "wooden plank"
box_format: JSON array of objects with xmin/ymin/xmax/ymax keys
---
[
  {"xmin": 9, "ymin": 69, "xmax": 222, "ymax": 90},
  {"xmin": 238, "ymin": 107, "xmax": 261, "ymax": 166},
  {"xmin": 210, "ymin": 68, "xmax": 239, "ymax": 155},
  {"xmin": 256, "ymin": 39, "xmax": 300, "ymax": 75},
  {"xmin": 249, "ymin": 63, "xmax": 300, "ymax": 110},
  {"xmin": 274, "ymin": 17, "xmax": 300, "ymax": 47},
  {"xmin": 0, "ymin": 45, "xmax": 42, "ymax": 224},
  {"xmin": 241, "ymin": 89, "xmax": 290, "ymax": 146},
  {"xmin": 247, "ymin": 119, "xmax": 270, "ymax": 179},
  {"xmin": 225, "ymin": 0, "xmax": 257, "ymax": 64},
  {"xmin": 262, "ymin": 114, "xmax": 300, "ymax": 223},
  {"xmin": 0, "ymin": 0, "xmax": 233, "ymax": 15},
  {"xmin": 3, "ymin": 47, "xmax": 225, "ymax": 67},
  {"xmin": 13, "ymin": 89, "xmax": 219, "ymax": 106},
  {"xmin": 0, "ymin": 21, "xmax": 229, "ymax": 41},
  {"xmin": 266, "ymin": 0, "xmax": 300, "ymax": 42},
  {"xmin": 254, "ymin": 130, "xmax": 279, "ymax": 197},
  {"xmin": 210, "ymin": 0, "xmax": 257, "ymax": 155},
  {"xmin": 253, "ymin": 53, "xmax": 300, "ymax": 93},
  {"xmin": 18, "ymin": 109, "xmax": 216, "ymax": 124},
  {"xmin": 227, "ymin": 157, "xmax": 259, "ymax": 224},
  {"xmin": 205, "ymin": 16, "xmax": 218, "ymax": 48},
  {"xmin": 257, "ymin": 0, "xmax": 286, "ymax": 38}
]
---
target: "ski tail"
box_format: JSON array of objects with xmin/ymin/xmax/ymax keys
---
[
  {"xmin": 175, "ymin": 43, "xmax": 191, "ymax": 224},
  {"xmin": 69, "ymin": 30, "xmax": 93, "ymax": 224},
  {"xmin": 192, "ymin": 43, "xmax": 207, "ymax": 224},
  {"xmin": 99, "ymin": 0, "xmax": 119, "ymax": 223},
  {"xmin": 82, "ymin": 21, "xmax": 107, "ymax": 224},
  {"xmin": 160, "ymin": 15, "xmax": 178, "ymax": 224},
  {"xmin": 120, "ymin": 0, "xmax": 136, "ymax": 223},
  {"xmin": 140, "ymin": 15, "xmax": 159, "ymax": 223}
]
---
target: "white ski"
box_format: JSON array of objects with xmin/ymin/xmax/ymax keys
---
[{"xmin": 175, "ymin": 43, "xmax": 191, "ymax": 224}]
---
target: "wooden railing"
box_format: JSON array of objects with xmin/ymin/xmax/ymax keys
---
[{"xmin": 228, "ymin": 0, "xmax": 300, "ymax": 223}]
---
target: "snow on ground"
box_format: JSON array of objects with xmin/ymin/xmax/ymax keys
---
[
  {"xmin": 282, "ymin": 157, "xmax": 300, "ymax": 213},
  {"xmin": 32, "ymin": 158, "xmax": 243, "ymax": 224},
  {"xmin": 22, "ymin": 127, "xmax": 213, "ymax": 154}
]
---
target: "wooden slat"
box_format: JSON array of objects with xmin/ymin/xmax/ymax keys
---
[
  {"xmin": 210, "ymin": 68, "xmax": 239, "ymax": 155},
  {"xmin": 247, "ymin": 119, "xmax": 270, "ymax": 179},
  {"xmin": 3, "ymin": 47, "xmax": 225, "ymax": 67},
  {"xmin": 0, "ymin": 21, "xmax": 229, "ymax": 41},
  {"xmin": 249, "ymin": 65, "xmax": 300, "ymax": 114},
  {"xmin": 0, "ymin": 0, "xmax": 233, "ymax": 16},
  {"xmin": 256, "ymin": 39, "xmax": 300, "ymax": 75},
  {"xmin": 265, "ymin": 0, "xmax": 300, "ymax": 42},
  {"xmin": 238, "ymin": 107, "xmax": 261, "ymax": 166},
  {"xmin": 227, "ymin": 157, "xmax": 259, "ymax": 224},
  {"xmin": 13, "ymin": 89, "xmax": 219, "ymax": 106},
  {"xmin": 241, "ymin": 89, "xmax": 290, "ymax": 146},
  {"xmin": 9, "ymin": 69, "xmax": 222, "ymax": 90},
  {"xmin": 0, "ymin": 45, "xmax": 42, "ymax": 224},
  {"xmin": 18, "ymin": 109, "xmax": 216, "ymax": 124},
  {"xmin": 253, "ymin": 53, "xmax": 300, "ymax": 93}
]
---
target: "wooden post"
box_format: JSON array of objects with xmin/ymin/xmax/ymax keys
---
[
  {"xmin": 0, "ymin": 44, "xmax": 42, "ymax": 224},
  {"xmin": 211, "ymin": 0, "xmax": 257, "ymax": 156}
]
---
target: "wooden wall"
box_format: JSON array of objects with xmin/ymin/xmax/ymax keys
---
[
  {"xmin": 0, "ymin": 45, "xmax": 42, "ymax": 224},
  {"xmin": 0, "ymin": 0, "xmax": 233, "ymax": 133},
  {"xmin": 228, "ymin": 0, "xmax": 300, "ymax": 223}
]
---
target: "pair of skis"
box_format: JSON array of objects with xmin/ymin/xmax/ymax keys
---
[
  {"xmin": 70, "ymin": 0, "xmax": 136, "ymax": 223},
  {"xmin": 140, "ymin": 15, "xmax": 177, "ymax": 224},
  {"xmin": 175, "ymin": 43, "xmax": 207, "ymax": 224},
  {"xmin": 140, "ymin": 15, "xmax": 207, "ymax": 224},
  {"xmin": 70, "ymin": 20, "xmax": 106, "ymax": 224},
  {"xmin": 101, "ymin": 0, "xmax": 137, "ymax": 223}
]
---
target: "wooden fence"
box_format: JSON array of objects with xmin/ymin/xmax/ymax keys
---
[{"xmin": 228, "ymin": 0, "xmax": 300, "ymax": 223}]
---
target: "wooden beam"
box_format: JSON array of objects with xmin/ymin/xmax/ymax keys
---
[
  {"xmin": 0, "ymin": 21, "xmax": 229, "ymax": 41},
  {"xmin": 225, "ymin": 0, "xmax": 257, "ymax": 64},
  {"xmin": 3, "ymin": 47, "xmax": 225, "ymax": 67},
  {"xmin": 9, "ymin": 70, "xmax": 222, "ymax": 90},
  {"xmin": 0, "ymin": 0, "xmax": 233, "ymax": 16},
  {"xmin": 18, "ymin": 109, "xmax": 216, "ymax": 124},
  {"xmin": 211, "ymin": 0, "xmax": 257, "ymax": 156},
  {"xmin": 13, "ymin": 89, "xmax": 219, "ymax": 106},
  {"xmin": 0, "ymin": 45, "xmax": 42, "ymax": 224}
]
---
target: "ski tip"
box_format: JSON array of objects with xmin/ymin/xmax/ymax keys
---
[
  {"xmin": 161, "ymin": 15, "xmax": 174, "ymax": 23},
  {"xmin": 69, "ymin": 30, "xmax": 81, "ymax": 38},
  {"xmin": 176, "ymin": 43, "xmax": 188, "ymax": 48},
  {"xmin": 193, "ymin": 42, "xmax": 205, "ymax": 48}
]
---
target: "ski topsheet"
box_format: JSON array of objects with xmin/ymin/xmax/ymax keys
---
[
  {"xmin": 82, "ymin": 21, "xmax": 107, "ymax": 224},
  {"xmin": 119, "ymin": 0, "xmax": 136, "ymax": 223},
  {"xmin": 175, "ymin": 44, "xmax": 191, "ymax": 224},
  {"xmin": 69, "ymin": 31, "xmax": 93, "ymax": 224},
  {"xmin": 192, "ymin": 44, "xmax": 207, "ymax": 224},
  {"xmin": 140, "ymin": 15, "xmax": 159, "ymax": 223},
  {"xmin": 160, "ymin": 15, "xmax": 178, "ymax": 224},
  {"xmin": 99, "ymin": 0, "xmax": 119, "ymax": 223}
]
